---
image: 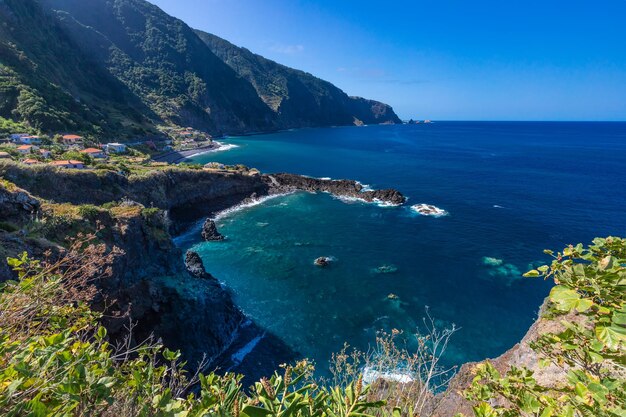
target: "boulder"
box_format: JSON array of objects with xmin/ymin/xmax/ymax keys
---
[
  {"xmin": 201, "ymin": 218, "xmax": 224, "ymax": 241},
  {"xmin": 185, "ymin": 250, "xmax": 215, "ymax": 280},
  {"xmin": 314, "ymin": 257, "xmax": 331, "ymax": 267}
]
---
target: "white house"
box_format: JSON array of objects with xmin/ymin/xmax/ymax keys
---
[
  {"xmin": 103, "ymin": 142, "xmax": 127, "ymax": 154},
  {"xmin": 61, "ymin": 135, "xmax": 84, "ymax": 147},
  {"xmin": 39, "ymin": 149, "xmax": 52, "ymax": 158}
]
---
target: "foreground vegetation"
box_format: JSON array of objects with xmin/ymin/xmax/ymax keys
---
[
  {"xmin": 0, "ymin": 235, "xmax": 624, "ymax": 416},
  {"xmin": 464, "ymin": 237, "xmax": 625, "ymax": 417}
]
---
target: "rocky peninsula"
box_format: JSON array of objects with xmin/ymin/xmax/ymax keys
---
[
  {"xmin": 0, "ymin": 160, "xmax": 405, "ymax": 372},
  {"xmin": 263, "ymin": 173, "xmax": 406, "ymax": 205}
]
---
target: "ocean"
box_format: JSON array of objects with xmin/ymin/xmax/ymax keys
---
[{"xmin": 176, "ymin": 122, "xmax": 626, "ymax": 380}]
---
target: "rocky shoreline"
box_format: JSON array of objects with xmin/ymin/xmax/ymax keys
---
[
  {"xmin": 261, "ymin": 173, "xmax": 406, "ymax": 206},
  {"xmin": 0, "ymin": 162, "xmax": 552, "ymax": 414}
]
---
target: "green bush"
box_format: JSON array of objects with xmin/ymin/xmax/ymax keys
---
[
  {"xmin": 464, "ymin": 237, "xmax": 626, "ymax": 417},
  {"xmin": 0, "ymin": 221, "xmax": 19, "ymax": 232},
  {"xmin": 0, "ymin": 245, "xmax": 387, "ymax": 417},
  {"xmin": 78, "ymin": 204, "xmax": 105, "ymax": 220}
]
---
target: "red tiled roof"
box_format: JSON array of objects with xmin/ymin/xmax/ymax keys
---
[
  {"xmin": 49, "ymin": 160, "xmax": 83, "ymax": 166},
  {"xmin": 62, "ymin": 135, "xmax": 83, "ymax": 140},
  {"xmin": 23, "ymin": 159, "xmax": 38, "ymax": 164},
  {"xmin": 17, "ymin": 145, "xmax": 33, "ymax": 150},
  {"xmin": 80, "ymin": 148, "xmax": 103, "ymax": 153}
]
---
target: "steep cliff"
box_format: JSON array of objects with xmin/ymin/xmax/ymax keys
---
[
  {"xmin": 0, "ymin": 161, "xmax": 268, "ymax": 209},
  {"xmin": 0, "ymin": 177, "xmax": 245, "ymax": 368},
  {"xmin": 196, "ymin": 30, "xmax": 402, "ymax": 128},
  {"xmin": 0, "ymin": 0, "xmax": 400, "ymax": 137},
  {"xmin": 0, "ymin": 0, "xmax": 155, "ymax": 137},
  {"xmin": 433, "ymin": 301, "xmax": 576, "ymax": 416}
]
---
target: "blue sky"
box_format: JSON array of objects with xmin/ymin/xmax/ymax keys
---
[{"xmin": 150, "ymin": 0, "xmax": 626, "ymax": 121}]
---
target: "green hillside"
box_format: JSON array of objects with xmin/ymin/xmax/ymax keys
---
[{"xmin": 0, "ymin": 0, "xmax": 400, "ymax": 140}]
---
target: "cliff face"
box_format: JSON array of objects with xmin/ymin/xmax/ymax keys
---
[
  {"xmin": 0, "ymin": 0, "xmax": 400, "ymax": 137},
  {"xmin": 0, "ymin": 162, "xmax": 268, "ymax": 209},
  {"xmin": 0, "ymin": 0, "xmax": 155, "ymax": 137},
  {"xmin": 0, "ymin": 177, "xmax": 245, "ymax": 368},
  {"xmin": 196, "ymin": 30, "xmax": 402, "ymax": 128},
  {"xmin": 434, "ymin": 301, "xmax": 574, "ymax": 416}
]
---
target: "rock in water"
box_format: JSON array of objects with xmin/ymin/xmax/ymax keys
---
[
  {"xmin": 201, "ymin": 218, "xmax": 224, "ymax": 241},
  {"xmin": 314, "ymin": 257, "xmax": 332, "ymax": 267},
  {"xmin": 185, "ymin": 250, "xmax": 215, "ymax": 280}
]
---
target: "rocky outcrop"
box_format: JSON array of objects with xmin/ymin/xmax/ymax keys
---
[
  {"xmin": 0, "ymin": 180, "xmax": 40, "ymax": 224},
  {"xmin": 433, "ymin": 301, "xmax": 576, "ymax": 416},
  {"xmin": 86, "ymin": 209, "xmax": 244, "ymax": 368},
  {"xmin": 264, "ymin": 173, "xmax": 406, "ymax": 206},
  {"xmin": 0, "ymin": 163, "xmax": 408, "ymax": 372},
  {"xmin": 0, "ymin": 162, "xmax": 269, "ymax": 210},
  {"xmin": 185, "ymin": 250, "xmax": 215, "ymax": 279},
  {"xmin": 201, "ymin": 219, "xmax": 224, "ymax": 241}
]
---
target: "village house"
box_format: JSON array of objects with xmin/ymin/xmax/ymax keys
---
[
  {"xmin": 49, "ymin": 160, "xmax": 85, "ymax": 169},
  {"xmin": 61, "ymin": 134, "xmax": 84, "ymax": 147},
  {"xmin": 39, "ymin": 149, "xmax": 52, "ymax": 158},
  {"xmin": 13, "ymin": 135, "xmax": 42, "ymax": 145},
  {"xmin": 0, "ymin": 151, "xmax": 12, "ymax": 159},
  {"xmin": 103, "ymin": 142, "xmax": 127, "ymax": 154},
  {"xmin": 22, "ymin": 158, "xmax": 39, "ymax": 165},
  {"xmin": 16, "ymin": 145, "xmax": 39, "ymax": 155},
  {"xmin": 80, "ymin": 148, "xmax": 106, "ymax": 159},
  {"xmin": 10, "ymin": 133, "xmax": 29, "ymax": 141}
]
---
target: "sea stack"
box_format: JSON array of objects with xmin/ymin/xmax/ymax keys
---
[
  {"xmin": 201, "ymin": 218, "xmax": 225, "ymax": 241},
  {"xmin": 185, "ymin": 250, "xmax": 215, "ymax": 280}
]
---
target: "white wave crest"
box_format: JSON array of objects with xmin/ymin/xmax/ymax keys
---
[
  {"xmin": 214, "ymin": 193, "xmax": 292, "ymax": 220},
  {"xmin": 191, "ymin": 142, "xmax": 239, "ymax": 157},
  {"xmin": 411, "ymin": 204, "xmax": 448, "ymax": 217},
  {"xmin": 230, "ymin": 333, "xmax": 265, "ymax": 365}
]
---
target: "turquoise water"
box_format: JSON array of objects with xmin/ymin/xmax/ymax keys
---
[{"xmin": 178, "ymin": 122, "xmax": 626, "ymax": 377}]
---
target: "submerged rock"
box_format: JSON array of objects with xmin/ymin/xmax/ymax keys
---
[
  {"xmin": 201, "ymin": 218, "xmax": 224, "ymax": 241},
  {"xmin": 372, "ymin": 264, "xmax": 398, "ymax": 274}
]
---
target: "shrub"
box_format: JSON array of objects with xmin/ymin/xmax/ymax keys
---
[
  {"xmin": 463, "ymin": 237, "xmax": 626, "ymax": 417},
  {"xmin": 0, "ymin": 237, "xmax": 387, "ymax": 417},
  {"xmin": 78, "ymin": 204, "xmax": 105, "ymax": 220},
  {"xmin": 329, "ymin": 310, "xmax": 458, "ymax": 417},
  {"xmin": 0, "ymin": 221, "xmax": 19, "ymax": 232}
]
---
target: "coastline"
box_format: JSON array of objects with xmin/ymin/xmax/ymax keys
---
[{"xmin": 152, "ymin": 141, "xmax": 238, "ymax": 163}]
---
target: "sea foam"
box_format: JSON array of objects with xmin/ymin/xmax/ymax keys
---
[{"xmin": 410, "ymin": 204, "xmax": 448, "ymax": 217}]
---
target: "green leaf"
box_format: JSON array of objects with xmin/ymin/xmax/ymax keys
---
[
  {"xmin": 612, "ymin": 311, "xmax": 626, "ymax": 325},
  {"xmin": 241, "ymin": 405, "xmax": 274, "ymax": 417},
  {"xmin": 575, "ymin": 298, "xmax": 594, "ymax": 312},
  {"xmin": 97, "ymin": 326, "xmax": 107, "ymax": 340},
  {"xmin": 523, "ymin": 269, "xmax": 541, "ymax": 278},
  {"xmin": 595, "ymin": 325, "xmax": 626, "ymax": 350},
  {"xmin": 549, "ymin": 286, "xmax": 581, "ymax": 312},
  {"xmin": 588, "ymin": 351, "xmax": 603, "ymax": 363}
]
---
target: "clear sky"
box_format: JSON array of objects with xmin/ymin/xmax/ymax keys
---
[{"xmin": 150, "ymin": 0, "xmax": 626, "ymax": 121}]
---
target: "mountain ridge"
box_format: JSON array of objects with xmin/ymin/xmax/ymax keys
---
[
  {"xmin": 0, "ymin": 0, "xmax": 401, "ymax": 139},
  {"xmin": 195, "ymin": 30, "xmax": 401, "ymax": 128}
]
